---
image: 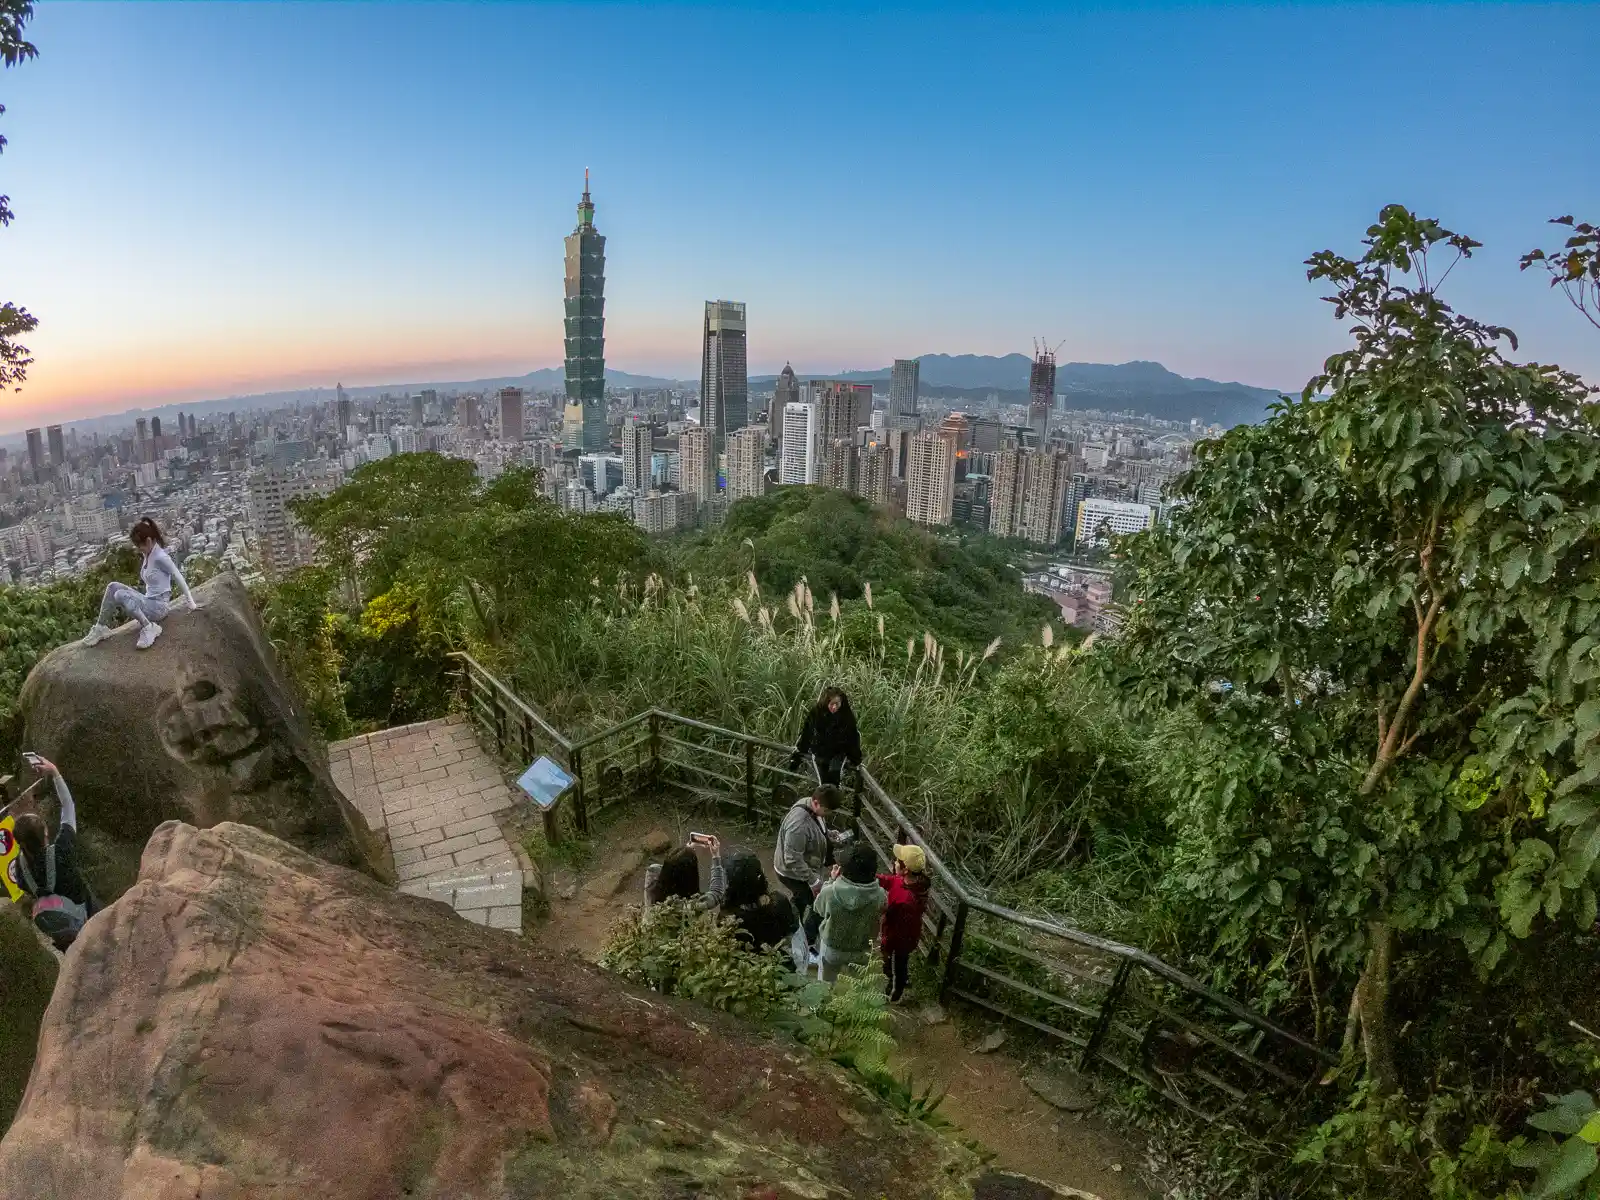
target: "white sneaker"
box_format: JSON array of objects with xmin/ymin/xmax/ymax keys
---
[
  {"xmin": 135, "ymin": 622, "xmax": 162, "ymax": 650},
  {"xmin": 807, "ymin": 951, "xmax": 820, "ymax": 969},
  {"xmin": 80, "ymin": 623, "xmax": 111, "ymax": 647}
]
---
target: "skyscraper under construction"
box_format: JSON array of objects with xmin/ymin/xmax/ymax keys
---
[
  {"xmin": 564, "ymin": 173, "xmax": 608, "ymax": 451},
  {"xmin": 1029, "ymin": 341, "xmax": 1058, "ymax": 441}
]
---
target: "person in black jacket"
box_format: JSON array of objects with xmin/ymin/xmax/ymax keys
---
[{"xmin": 789, "ymin": 687, "xmax": 862, "ymax": 785}]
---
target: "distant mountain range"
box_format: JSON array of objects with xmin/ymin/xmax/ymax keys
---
[
  {"xmin": 6, "ymin": 355, "xmax": 1289, "ymax": 444},
  {"xmin": 753, "ymin": 356, "xmax": 1291, "ymax": 427}
]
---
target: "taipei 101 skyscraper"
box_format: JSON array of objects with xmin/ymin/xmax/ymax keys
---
[{"xmin": 563, "ymin": 170, "xmax": 608, "ymax": 451}]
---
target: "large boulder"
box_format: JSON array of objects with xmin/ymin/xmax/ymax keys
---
[
  {"xmin": 0, "ymin": 904, "xmax": 56, "ymax": 1132},
  {"xmin": 18, "ymin": 571, "xmax": 391, "ymax": 890},
  {"xmin": 0, "ymin": 821, "xmax": 983, "ymax": 1198}
]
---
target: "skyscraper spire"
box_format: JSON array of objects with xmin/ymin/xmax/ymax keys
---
[{"xmin": 577, "ymin": 168, "xmax": 594, "ymax": 228}]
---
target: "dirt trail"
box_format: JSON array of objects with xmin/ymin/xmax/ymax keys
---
[{"xmin": 520, "ymin": 805, "xmax": 1156, "ymax": 1200}]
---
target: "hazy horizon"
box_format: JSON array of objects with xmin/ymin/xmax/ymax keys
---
[{"xmin": 4, "ymin": 2, "xmax": 1597, "ymax": 429}]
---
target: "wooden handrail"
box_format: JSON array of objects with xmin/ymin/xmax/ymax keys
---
[{"xmin": 448, "ymin": 651, "xmax": 1333, "ymax": 1069}]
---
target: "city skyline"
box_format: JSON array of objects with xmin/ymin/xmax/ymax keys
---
[{"xmin": 2, "ymin": 3, "xmax": 1596, "ymax": 429}]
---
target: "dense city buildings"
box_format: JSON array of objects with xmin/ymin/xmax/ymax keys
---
[
  {"xmin": 810, "ymin": 380, "xmax": 873, "ymax": 444},
  {"xmin": 701, "ymin": 300, "xmax": 749, "ymax": 452},
  {"xmin": 890, "ymin": 359, "xmax": 920, "ymax": 419},
  {"xmin": 247, "ymin": 464, "xmax": 341, "ymax": 578},
  {"xmin": 724, "ymin": 426, "xmax": 766, "ymax": 503},
  {"xmin": 563, "ymin": 174, "xmax": 608, "ymax": 451},
  {"xmin": 905, "ymin": 429, "xmax": 956, "ymax": 527}
]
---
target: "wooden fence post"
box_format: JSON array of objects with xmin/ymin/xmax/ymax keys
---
[
  {"xmin": 569, "ymin": 746, "xmax": 588, "ymax": 835},
  {"xmin": 744, "ymin": 742, "xmax": 756, "ymax": 820},
  {"xmin": 1080, "ymin": 961, "xmax": 1134, "ymax": 1071},
  {"xmin": 939, "ymin": 900, "xmax": 969, "ymax": 1004},
  {"xmin": 648, "ymin": 713, "xmax": 661, "ymax": 798}
]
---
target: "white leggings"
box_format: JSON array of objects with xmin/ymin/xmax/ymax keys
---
[{"xmin": 98, "ymin": 582, "xmax": 168, "ymax": 628}]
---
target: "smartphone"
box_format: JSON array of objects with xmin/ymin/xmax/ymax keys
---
[
  {"xmin": 22, "ymin": 752, "xmax": 43, "ymax": 769},
  {"xmin": 688, "ymin": 832, "xmax": 713, "ymax": 845}
]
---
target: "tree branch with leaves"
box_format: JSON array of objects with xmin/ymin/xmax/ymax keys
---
[{"xmin": 1, "ymin": 0, "xmax": 37, "ymax": 391}]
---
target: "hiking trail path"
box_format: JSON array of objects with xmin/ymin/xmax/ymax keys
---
[
  {"xmin": 531, "ymin": 806, "xmax": 1157, "ymax": 1200},
  {"xmin": 329, "ymin": 715, "xmax": 1156, "ymax": 1199}
]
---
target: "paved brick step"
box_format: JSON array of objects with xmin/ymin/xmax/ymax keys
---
[{"xmin": 328, "ymin": 715, "xmax": 525, "ymax": 932}]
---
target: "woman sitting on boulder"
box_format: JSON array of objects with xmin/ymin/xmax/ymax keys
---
[{"xmin": 81, "ymin": 516, "xmax": 199, "ymax": 651}]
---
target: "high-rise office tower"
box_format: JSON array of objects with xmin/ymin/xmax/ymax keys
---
[
  {"xmin": 411, "ymin": 394, "xmax": 426, "ymax": 427},
  {"xmin": 769, "ymin": 362, "xmax": 799, "ymax": 447},
  {"xmin": 905, "ymin": 429, "xmax": 956, "ymax": 527},
  {"xmin": 890, "ymin": 359, "xmax": 920, "ymax": 419},
  {"xmin": 778, "ymin": 403, "xmax": 818, "ymax": 485},
  {"xmin": 336, "ymin": 383, "xmax": 351, "ymax": 436},
  {"xmin": 136, "ymin": 418, "xmax": 149, "ymax": 461},
  {"xmin": 679, "ymin": 426, "xmax": 715, "ymax": 505},
  {"xmin": 498, "ymin": 387, "xmax": 525, "ymax": 442},
  {"xmin": 701, "ymin": 300, "xmax": 748, "ymax": 452},
  {"xmin": 1029, "ymin": 342, "xmax": 1057, "ymax": 441},
  {"xmin": 621, "ymin": 419, "xmax": 653, "ymax": 492},
  {"xmin": 151, "ymin": 416, "xmax": 162, "ymax": 441},
  {"xmin": 563, "ymin": 172, "xmax": 608, "ymax": 451},
  {"xmin": 420, "ymin": 389, "xmax": 437, "ymax": 415},
  {"xmin": 858, "ymin": 441, "xmax": 893, "ymax": 507},
  {"xmin": 724, "ymin": 426, "xmax": 766, "ymax": 503},
  {"xmin": 46, "ymin": 425, "xmax": 64, "ymax": 468},
  {"xmin": 24, "ymin": 428, "xmax": 43, "ymax": 481}
]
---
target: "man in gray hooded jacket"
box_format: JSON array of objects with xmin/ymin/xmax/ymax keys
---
[{"xmin": 773, "ymin": 785, "xmax": 842, "ymax": 954}]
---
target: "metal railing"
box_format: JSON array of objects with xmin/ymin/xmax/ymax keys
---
[{"xmin": 452, "ymin": 651, "xmax": 1334, "ymax": 1122}]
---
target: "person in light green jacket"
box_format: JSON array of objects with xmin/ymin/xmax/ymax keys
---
[{"xmin": 814, "ymin": 843, "xmax": 886, "ymax": 983}]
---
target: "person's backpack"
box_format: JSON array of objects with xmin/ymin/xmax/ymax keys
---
[{"xmin": 16, "ymin": 846, "xmax": 89, "ymax": 951}]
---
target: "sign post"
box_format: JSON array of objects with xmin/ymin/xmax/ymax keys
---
[{"xmin": 515, "ymin": 756, "xmax": 575, "ymax": 846}]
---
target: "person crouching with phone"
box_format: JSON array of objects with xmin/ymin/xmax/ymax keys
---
[
  {"xmin": 643, "ymin": 832, "xmax": 726, "ymax": 911},
  {"xmin": 10, "ymin": 754, "xmax": 100, "ymax": 952}
]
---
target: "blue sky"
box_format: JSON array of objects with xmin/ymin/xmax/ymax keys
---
[{"xmin": 3, "ymin": 1, "xmax": 1598, "ymax": 426}]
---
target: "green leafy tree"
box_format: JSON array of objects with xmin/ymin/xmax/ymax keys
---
[
  {"xmin": 1110, "ymin": 205, "xmax": 1600, "ymax": 1096},
  {"xmin": 0, "ymin": 0, "xmax": 38, "ymax": 390},
  {"xmin": 286, "ymin": 452, "xmax": 653, "ymax": 731},
  {"xmin": 1523, "ymin": 217, "xmax": 1600, "ymax": 333}
]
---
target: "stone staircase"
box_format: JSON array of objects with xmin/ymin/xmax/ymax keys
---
[{"xmin": 327, "ymin": 714, "xmax": 527, "ymax": 931}]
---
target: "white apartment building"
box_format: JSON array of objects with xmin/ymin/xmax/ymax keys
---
[
  {"xmin": 778, "ymin": 402, "xmax": 817, "ymax": 485},
  {"xmin": 1074, "ymin": 497, "xmax": 1154, "ymax": 547}
]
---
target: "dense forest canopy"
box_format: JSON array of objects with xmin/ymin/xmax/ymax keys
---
[{"xmin": 668, "ymin": 486, "xmax": 1059, "ymax": 652}]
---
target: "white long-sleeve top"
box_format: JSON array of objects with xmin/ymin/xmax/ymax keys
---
[{"xmin": 141, "ymin": 544, "xmax": 195, "ymax": 606}]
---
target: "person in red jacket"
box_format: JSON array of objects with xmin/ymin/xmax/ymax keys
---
[{"xmin": 877, "ymin": 842, "xmax": 930, "ymax": 1002}]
